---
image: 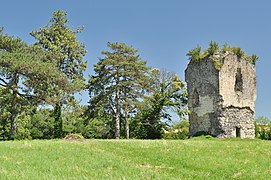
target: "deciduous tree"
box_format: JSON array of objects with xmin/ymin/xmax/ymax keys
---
[{"xmin": 135, "ymin": 69, "xmax": 188, "ymax": 139}]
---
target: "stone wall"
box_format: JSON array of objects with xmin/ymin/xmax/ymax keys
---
[
  {"xmin": 219, "ymin": 53, "xmax": 256, "ymax": 110},
  {"xmin": 217, "ymin": 107, "xmax": 255, "ymax": 138},
  {"xmin": 217, "ymin": 53, "xmax": 256, "ymax": 138},
  {"xmin": 185, "ymin": 58, "xmax": 219, "ymax": 136},
  {"xmin": 185, "ymin": 52, "xmax": 256, "ymax": 138}
]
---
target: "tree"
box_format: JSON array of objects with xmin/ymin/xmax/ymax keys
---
[
  {"xmin": 30, "ymin": 10, "xmax": 87, "ymax": 138},
  {"xmin": 255, "ymin": 116, "xmax": 271, "ymax": 125},
  {"xmin": 30, "ymin": 108, "xmax": 55, "ymax": 139},
  {"xmin": 88, "ymin": 42, "xmax": 150, "ymax": 139},
  {"xmin": 135, "ymin": 69, "xmax": 188, "ymax": 139},
  {"xmin": 0, "ymin": 31, "xmax": 68, "ymax": 139}
]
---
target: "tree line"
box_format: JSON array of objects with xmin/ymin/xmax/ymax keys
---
[{"xmin": 0, "ymin": 10, "xmax": 188, "ymax": 140}]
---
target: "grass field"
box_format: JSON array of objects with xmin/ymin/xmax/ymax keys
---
[{"xmin": 0, "ymin": 138, "xmax": 270, "ymax": 179}]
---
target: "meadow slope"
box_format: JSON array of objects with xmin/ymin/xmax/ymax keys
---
[{"xmin": 0, "ymin": 138, "xmax": 270, "ymax": 179}]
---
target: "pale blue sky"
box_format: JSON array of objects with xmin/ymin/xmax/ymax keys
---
[{"xmin": 1, "ymin": 0, "xmax": 270, "ymax": 119}]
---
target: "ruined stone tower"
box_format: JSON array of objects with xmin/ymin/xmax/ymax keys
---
[{"xmin": 185, "ymin": 49, "xmax": 256, "ymax": 138}]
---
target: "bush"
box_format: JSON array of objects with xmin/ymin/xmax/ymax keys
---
[
  {"xmin": 0, "ymin": 111, "xmax": 11, "ymax": 140},
  {"xmin": 15, "ymin": 112, "xmax": 32, "ymax": 140},
  {"xmin": 193, "ymin": 131, "xmax": 213, "ymax": 137},
  {"xmin": 163, "ymin": 129, "xmax": 188, "ymax": 140},
  {"xmin": 255, "ymin": 123, "xmax": 271, "ymax": 140},
  {"xmin": 163, "ymin": 119, "xmax": 189, "ymax": 140},
  {"xmin": 30, "ymin": 109, "xmax": 54, "ymax": 139},
  {"xmin": 82, "ymin": 118, "xmax": 111, "ymax": 139}
]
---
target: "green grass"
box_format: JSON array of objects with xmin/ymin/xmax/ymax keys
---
[{"xmin": 0, "ymin": 138, "xmax": 270, "ymax": 179}]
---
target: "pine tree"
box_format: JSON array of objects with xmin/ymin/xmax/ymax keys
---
[
  {"xmin": 0, "ymin": 31, "xmax": 67, "ymax": 139},
  {"xmin": 88, "ymin": 42, "xmax": 150, "ymax": 139},
  {"xmin": 30, "ymin": 10, "xmax": 87, "ymax": 138}
]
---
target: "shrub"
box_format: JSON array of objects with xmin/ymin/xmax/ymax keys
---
[
  {"xmin": 163, "ymin": 129, "xmax": 188, "ymax": 140},
  {"xmin": 30, "ymin": 109, "xmax": 54, "ymax": 139},
  {"xmin": 15, "ymin": 113, "xmax": 32, "ymax": 140},
  {"xmin": 82, "ymin": 118, "xmax": 111, "ymax": 139},
  {"xmin": 163, "ymin": 119, "xmax": 189, "ymax": 140},
  {"xmin": 188, "ymin": 42, "xmax": 259, "ymax": 67},
  {"xmin": 207, "ymin": 41, "xmax": 219, "ymax": 55},
  {"xmin": 255, "ymin": 123, "xmax": 271, "ymax": 140},
  {"xmin": 193, "ymin": 131, "xmax": 214, "ymax": 137},
  {"xmin": 187, "ymin": 46, "xmax": 202, "ymax": 62},
  {"xmin": 231, "ymin": 46, "xmax": 245, "ymax": 58},
  {"xmin": 250, "ymin": 54, "xmax": 259, "ymax": 65}
]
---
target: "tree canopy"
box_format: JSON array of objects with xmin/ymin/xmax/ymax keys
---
[
  {"xmin": 88, "ymin": 42, "xmax": 151, "ymax": 139},
  {"xmin": 30, "ymin": 10, "xmax": 87, "ymax": 138},
  {"xmin": 0, "ymin": 31, "xmax": 68, "ymax": 139}
]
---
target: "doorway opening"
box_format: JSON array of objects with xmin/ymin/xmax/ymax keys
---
[{"xmin": 236, "ymin": 127, "xmax": 241, "ymax": 138}]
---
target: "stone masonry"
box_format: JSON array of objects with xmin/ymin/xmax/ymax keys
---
[{"xmin": 185, "ymin": 51, "xmax": 256, "ymax": 138}]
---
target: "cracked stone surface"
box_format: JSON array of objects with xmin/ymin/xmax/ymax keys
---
[{"xmin": 185, "ymin": 52, "xmax": 256, "ymax": 138}]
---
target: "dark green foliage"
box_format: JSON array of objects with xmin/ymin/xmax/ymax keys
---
[
  {"xmin": 193, "ymin": 131, "xmax": 214, "ymax": 137},
  {"xmin": 14, "ymin": 112, "xmax": 32, "ymax": 140},
  {"xmin": 30, "ymin": 109, "xmax": 54, "ymax": 139},
  {"xmin": 30, "ymin": 10, "xmax": 87, "ymax": 139},
  {"xmin": 0, "ymin": 30, "xmax": 68, "ymax": 139},
  {"xmin": 53, "ymin": 104, "xmax": 63, "ymax": 138},
  {"xmin": 0, "ymin": 111, "xmax": 11, "ymax": 140},
  {"xmin": 134, "ymin": 69, "xmax": 188, "ymax": 139},
  {"xmin": 88, "ymin": 42, "xmax": 151, "ymax": 139},
  {"xmin": 62, "ymin": 104, "xmax": 111, "ymax": 139},
  {"xmin": 81, "ymin": 118, "xmax": 111, "ymax": 139},
  {"xmin": 88, "ymin": 46, "xmax": 187, "ymax": 139},
  {"xmin": 30, "ymin": 11, "xmax": 87, "ymax": 82},
  {"xmin": 132, "ymin": 116, "xmax": 166, "ymax": 139},
  {"xmin": 0, "ymin": 12, "xmax": 89, "ymax": 140}
]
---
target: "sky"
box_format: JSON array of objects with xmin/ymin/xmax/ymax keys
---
[{"xmin": 0, "ymin": 0, "xmax": 270, "ymax": 119}]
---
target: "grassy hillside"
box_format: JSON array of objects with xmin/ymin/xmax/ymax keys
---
[{"xmin": 0, "ymin": 138, "xmax": 270, "ymax": 179}]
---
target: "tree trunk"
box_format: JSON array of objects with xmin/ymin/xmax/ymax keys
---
[
  {"xmin": 9, "ymin": 72, "xmax": 19, "ymax": 140},
  {"xmin": 10, "ymin": 111, "xmax": 17, "ymax": 139},
  {"xmin": 115, "ymin": 112, "xmax": 120, "ymax": 139},
  {"xmin": 123, "ymin": 74, "xmax": 129, "ymax": 139},
  {"xmin": 125, "ymin": 108, "xmax": 129, "ymax": 139},
  {"xmin": 115, "ymin": 86, "xmax": 121, "ymax": 139},
  {"xmin": 53, "ymin": 103, "xmax": 63, "ymax": 138}
]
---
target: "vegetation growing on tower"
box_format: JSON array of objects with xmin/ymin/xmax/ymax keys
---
[{"xmin": 187, "ymin": 41, "xmax": 259, "ymax": 70}]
